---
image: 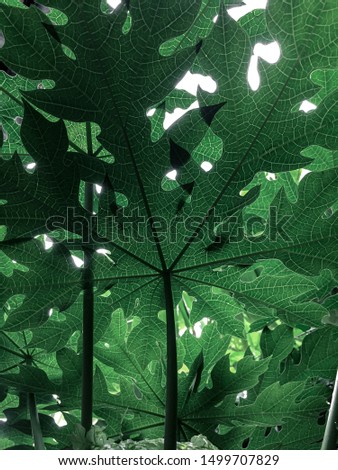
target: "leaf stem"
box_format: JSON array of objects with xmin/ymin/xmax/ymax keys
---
[
  {"xmin": 69, "ymin": 140, "xmax": 87, "ymax": 155},
  {"xmin": 27, "ymin": 393, "xmax": 45, "ymax": 450},
  {"xmin": 321, "ymin": 370, "xmax": 338, "ymax": 450},
  {"xmin": 81, "ymin": 122, "xmax": 95, "ymax": 433},
  {"xmin": 163, "ymin": 271, "xmax": 178, "ymax": 450}
]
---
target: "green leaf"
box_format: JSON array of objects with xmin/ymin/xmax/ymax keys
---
[
  {"xmin": 281, "ymin": 327, "xmax": 338, "ymax": 383},
  {"xmin": 1, "ymin": 0, "xmax": 338, "ymax": 450}
]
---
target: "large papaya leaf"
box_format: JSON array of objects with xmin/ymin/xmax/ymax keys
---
[
  {"xmin": 1, "ymin": 0, "xmax": 338, "ymax": 450},
  {"xmin": 0, "ymin": 311, "xmax": 335, "ymax": 450},
  {"xmin": 1, "ymin": 0, "xmax": 337, "ymax": 321}
]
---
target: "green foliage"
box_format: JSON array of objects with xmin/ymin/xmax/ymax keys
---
[
  {"xmin": 72, "ymin": 423, "xmax": 217, "ymax": 450},
  {"xmin": 0, "ymin": 0, "xmax": 337, "ymax": 450}
]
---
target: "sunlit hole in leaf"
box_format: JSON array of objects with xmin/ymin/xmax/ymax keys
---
[
  {"xmin": 255, "ymin": 42, "xmax": 281, "ymax": 64},
  {"xmin": 275, "ymin": 425, "xmax": 282, "ymax": 433},
  {"xmin": 107, "ymin": 0, "xmax": 121, "ymax": 9},
  {"xmin": 299, "ymin": 169, "xmax": 311, "ymax": 181},
  {"xmin": 53, "ymin": 412, "xmax": 67, "ymax": 427},
  {"xmin": 24, "ymin": 162, "xmax": 37, "ymax": 174},
  {"xmin": 146, "ymin": 108, "xmax": 156, "ymax": 117},
  {"xmin": 96, "ymin": 248, "xmax": 115, "ymax": 265},
  {"xmin": 299, "ymin": 100, "xmax": 317, "ymax": 113},
  {"xmin": 266, "ymin": 172, "xmax": 276, "ymax": 181},
  {"xmin": 191, "ymin": 318, "xmax": 209, "ymax": 338},
  {"xmin": 147, "ymin": 73, "xmax": 216, "ymax": 134},
  {"xmin": 236, "ymin": 390, "xmax": 248, "ymax": 404},
  {"xmin": 163, "ymin": 101, "xmax": 199, "ymax": 130},
  {"xmin": 71, "ymin": 254, "xmax": 84, "ymax": 268},
  {"xmin": 43, "ymin": 234, "xmax": 54, "ymax": 250},
  {"xmin": 200, "ymin": 161, "xmax": 213, "ymax": 172},
  {"xmin": 247, "ymin": 42, "xmax": 281, "ymax": 91},
  {"xmin": 247, "ymin": 55, "xmax": 260, "ymax": 91},
  {"xmin": 96, "ymin": 249, "xmax": 111, "ymax": 255},
  {"xmin": 95, "ymin": 184, "xmax": 102, "ymax": 194},
  {"xmin": 166, "ymin": 169, "xmax": 177, "ymax": 181},
  {"xmin": 176, "ymin": 71, "xmax": 217, "ymax": 96}
]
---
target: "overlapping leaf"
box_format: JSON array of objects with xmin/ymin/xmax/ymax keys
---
[{"xmin": 1, "ymin": 0, "xmax": 338, "ymax": 450}]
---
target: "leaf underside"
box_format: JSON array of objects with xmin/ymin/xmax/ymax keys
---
[{"xmin": 0, "ymin": 0, "xmax": 337, "ymax": 450}]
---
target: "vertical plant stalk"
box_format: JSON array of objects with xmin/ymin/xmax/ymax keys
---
[
  {"xmin": 27, "ymin": 393, "xmax": 45, "ymax": 450},
  {"xmin": 81, "ymin": 122, "xmax": 95, "ymax": 433},
  {"xmin": 321, "ymin": 370, "xmax": 338, "ymax": 450},
  {"xmin": 163, "ymin": 271, "xmax": 178, "ymax": 450}
]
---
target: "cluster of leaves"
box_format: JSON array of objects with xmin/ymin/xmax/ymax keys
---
[
  {"xmin": 0, "ymin": 0, "xmax": 338, "ymax": 450},
  {"xmin": 72, "ymin": 424, "xmax": 217, "ymax": 450}
]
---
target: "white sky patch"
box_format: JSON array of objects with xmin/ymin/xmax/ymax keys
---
[
  {"xmin": 247, "ymin": 55, "xmax": 260, "ymax": 91},
  {"xmin": 192, "ymin": 318, "xmax": 209, "ymax": 338},
  {"xmin": 95, "ymin": 184, "xmax": 102, "ymax": 194},
  {"xmin": 71, "ymin": 255, "xmax": 84, "ymax": 267},
  {"xmin": 44, "ymin": 234, "xmax": 54, "ymax": 250},
  {"xmin": 236, "ymin": 390, "xmax": 248, "ymax": 402},
  {"xmin": 248, "ymin": 42, "xmax": 281, "ymax": 91},
  {"xmin": 201, "ymin": 161, "xmax": 213, "ymax": 172},
  {"xmin": 146, "ymin": 108, "xmax": 156, "ymax": 117},
  {"xmin": 176, "ymin": 71, "xmax": 217, "ymax": 96},
  {"xmin": 53, "ymin": 412, "xmax": 67, "ymax": 427},
  {"xmin": 254, "ymin": 42, "xmax": 281, "ymax": 64},
  {"xmin": 266, "ymin": 172, "xmax": 276, "ymax": 181},
  {"xmin": 96, "ymin": 248, "xmax": 111, "ymax": 255},
  {"xmin": 299, "ymin": 100, "xmax": 317, "ymax": 113},
  {"xmin": 48, "ymin": 308, "xmax": 53, "ymax": 317},
  {"xmin": 163, "ymin": 100, "xmax": 199, "ymax": 130},
  {"xmin": 228, "ymin": 0, "xmax": 268, "ymax": 21},
  {"xmin": 166, "ymin": 169, "xmax": 177, "ymax": 180},
  {"xmin": 107, "ymin": 0, "xmax": 121, "ymax": 9},
  {"xmin": 299, "ymin": 168, "xmax": 311, "ymax": 180},
  {"xmin": 26, "ymin": 162, "xmax": 36, "ymax": 170}
]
